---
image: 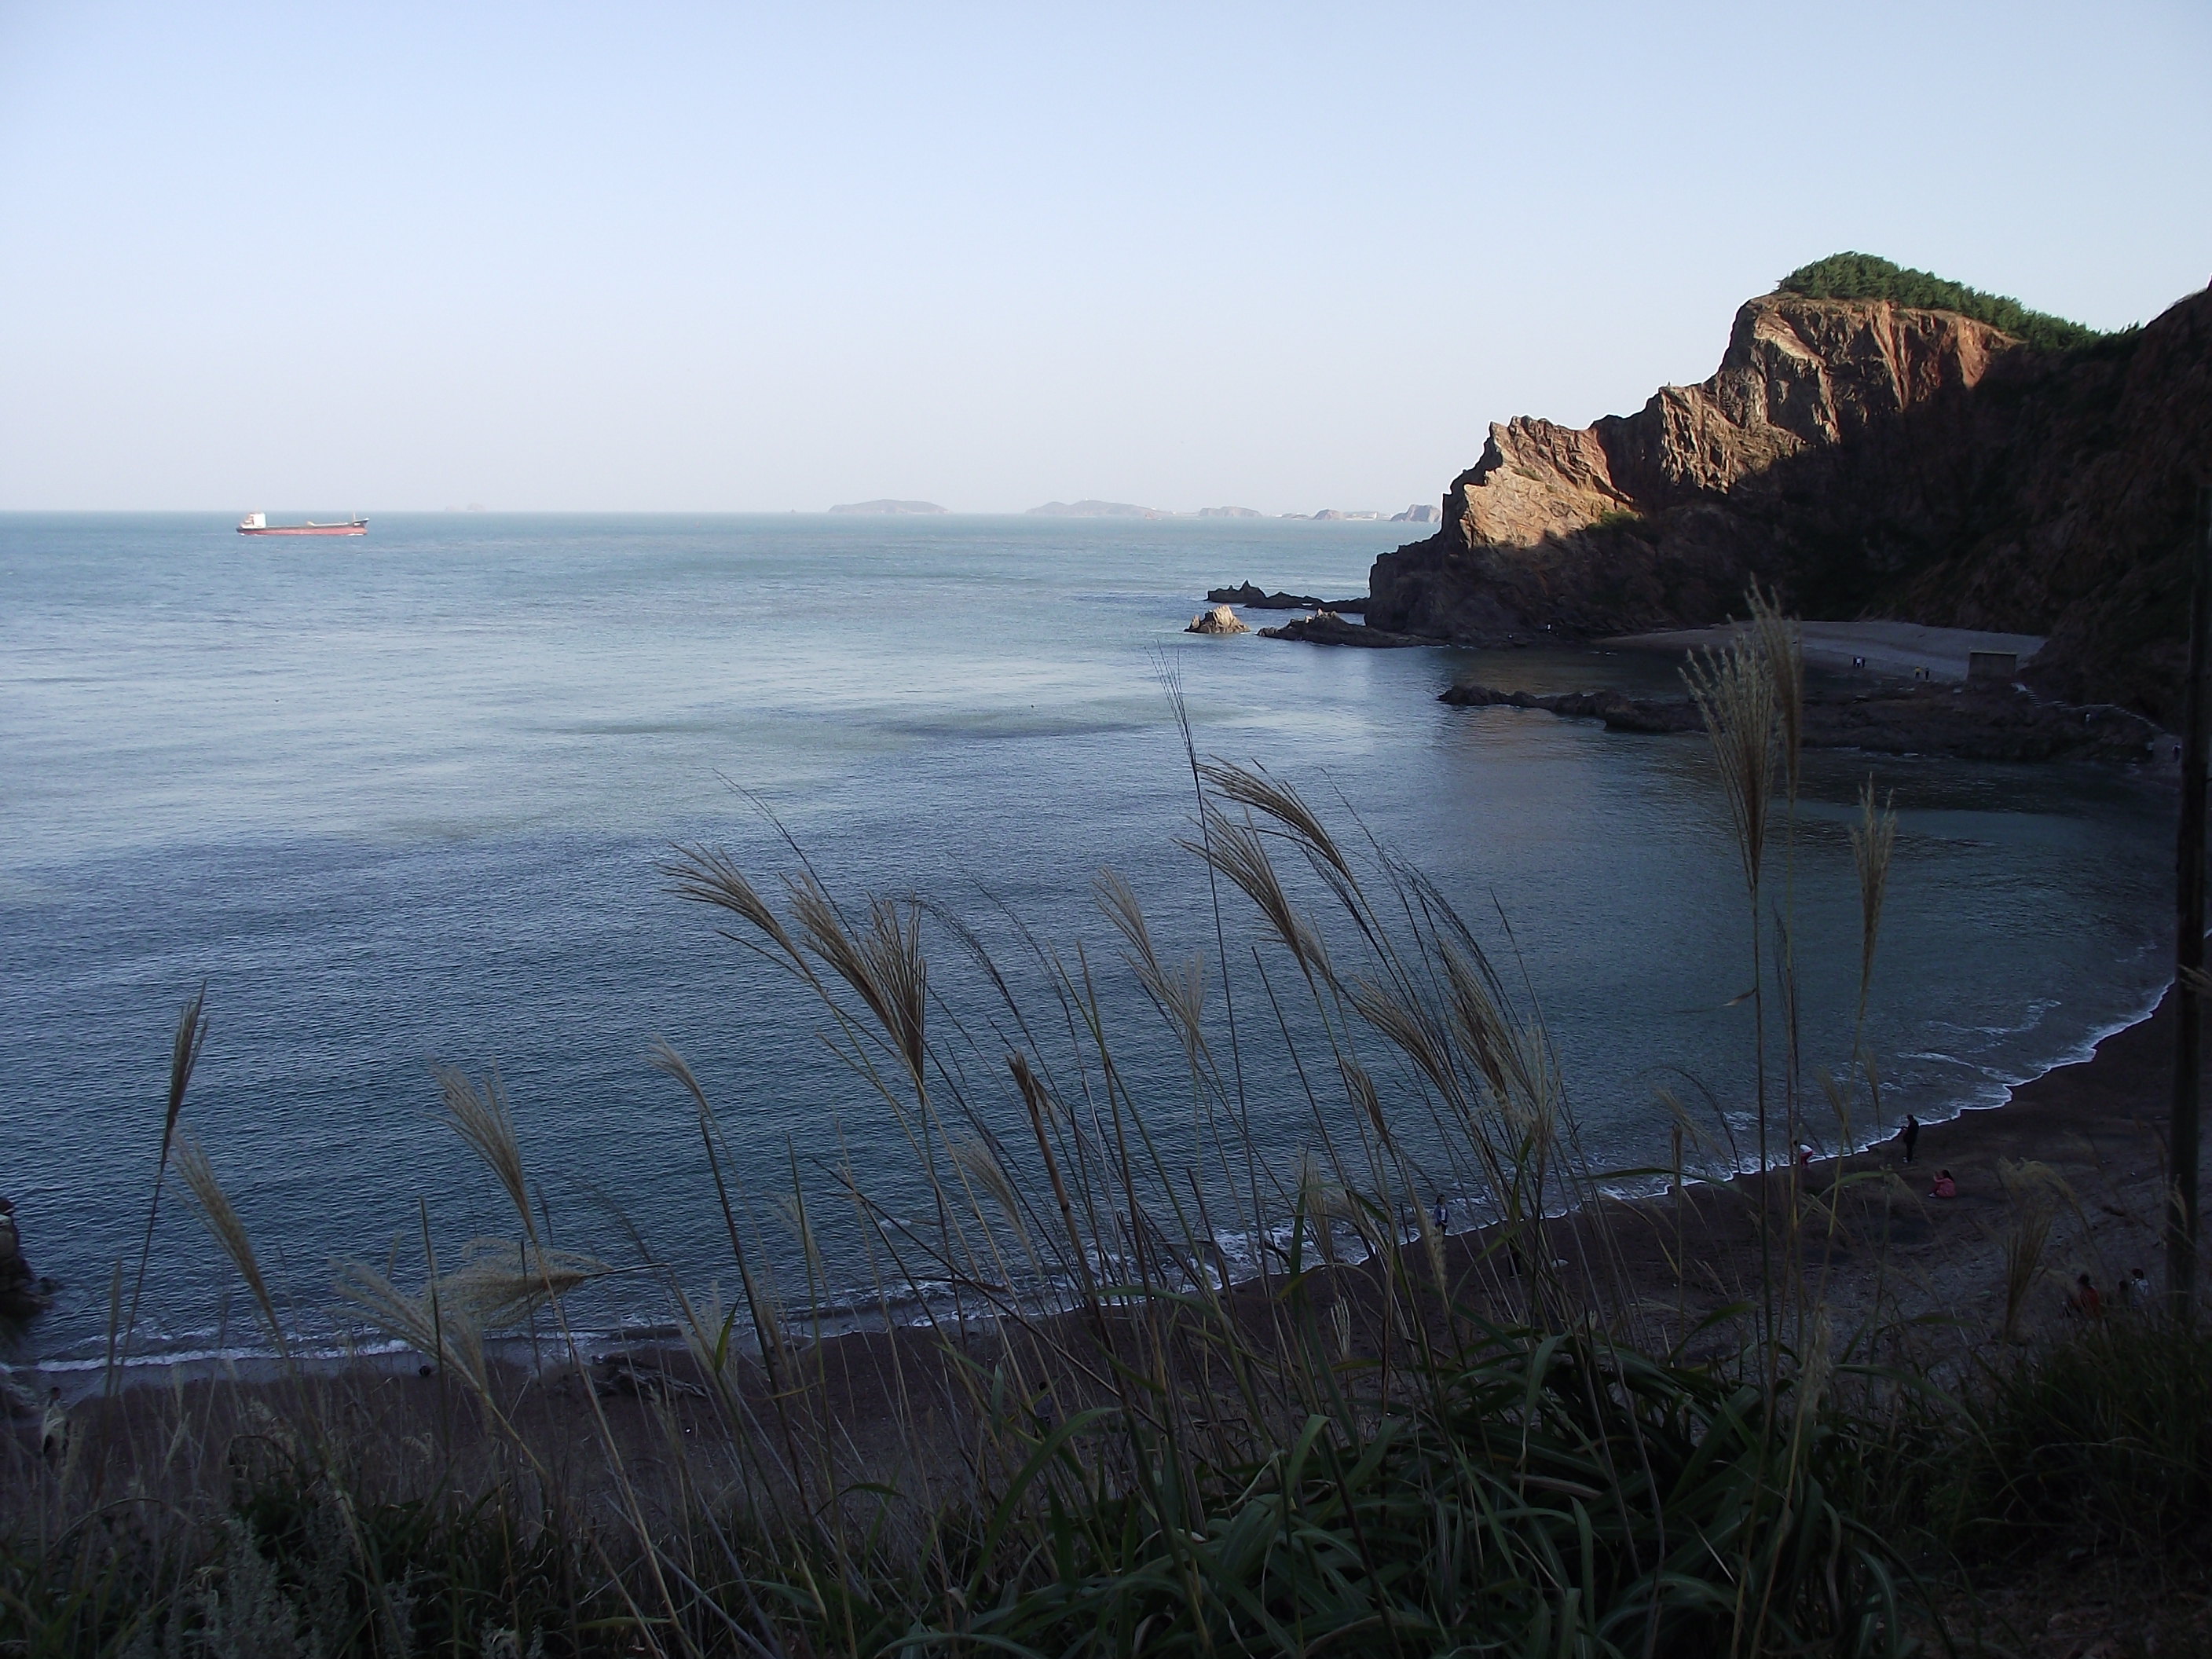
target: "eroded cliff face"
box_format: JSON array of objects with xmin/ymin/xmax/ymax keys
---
[{"xmin": 1368, "ymin": 284, "xmax": 2212, "ymax": 721}]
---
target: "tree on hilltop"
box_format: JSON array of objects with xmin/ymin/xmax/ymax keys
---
[{"xmin": 1779, "ymin": 251, "xmax": 2103, "ymax": 353}]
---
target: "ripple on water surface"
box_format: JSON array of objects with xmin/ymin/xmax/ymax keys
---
[{"xmin": 0, "ymin": 513, "xmax": 2177, "ymax": 1362}]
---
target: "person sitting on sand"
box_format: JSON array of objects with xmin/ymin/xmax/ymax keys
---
[
  {"xmin": 1929, "ymin": 1169, "xmax": 1957, "ymax": 1199},
  {"xmin": 2068, "ymin": 1272, "xmax": 2103, "ymax": 1320}
]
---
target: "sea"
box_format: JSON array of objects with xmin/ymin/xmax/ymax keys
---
[{"xmin": 0, "ymin": 512, "xmax": 2180, "ymax": 1371}]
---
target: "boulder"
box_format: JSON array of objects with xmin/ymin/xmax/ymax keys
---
[{"xmin": 1187, "ymin": 605, "xmax": 1251, "ymax": 635}]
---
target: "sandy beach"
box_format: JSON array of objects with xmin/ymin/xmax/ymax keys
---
[
  {"xmin": 1579, "ymin": 983, "xmax": 2187, "ymax": 1355},
  {"xmin": 1608, "ymin": 621, "xmax": 2049, "ymax": 684}
]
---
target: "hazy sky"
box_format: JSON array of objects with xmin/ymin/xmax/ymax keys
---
[{"xmin": 2, "ymin": 2, "xmax": 2205, "ymax": 514}]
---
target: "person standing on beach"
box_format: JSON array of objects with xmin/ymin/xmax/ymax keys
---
[
  {"xmin": 1899, "ymin": 1115, "xmax": 1921, "ymax": 1163},
  {"xmin": 2069, "ymin": 1273, "xmax": 2103, "ymax": 1320},
  {"xmin": 1433, "ymin": 1195, "xmax": 1449, "ymax": 1234}
]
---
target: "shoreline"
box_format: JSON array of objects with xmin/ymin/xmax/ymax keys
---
[
  {"xmin": 1664, "ymin": 972, "xmax": 2192, "ymax": 1345},
  {"xmin": 14, "ymin": 965, "xmax": 2192, "ymax": 1413}
]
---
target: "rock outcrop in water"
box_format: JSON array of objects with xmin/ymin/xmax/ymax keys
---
[
  {"xmin": 1368, "ymin": 280, "xmax": 2212, "ymax": 723},
  {"xmin": 1187, "ymin": 605, "xmax": 1250, "ymax": 635},
  {"xmin": 1258, "ymin": 612, "xmax": 1425, "ymax": 647},
  {"xmin": 1441, "ymin": 679, "xmax": 2165, "ymax": 764},
  {"xmin": 1207, "ymin": 582, "xmax": 1368, "ymax": 612}
]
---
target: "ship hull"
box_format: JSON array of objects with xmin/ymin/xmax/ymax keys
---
[{"xmin": 238, "ymin": 524, "xmax": 367, "ymax": 536}]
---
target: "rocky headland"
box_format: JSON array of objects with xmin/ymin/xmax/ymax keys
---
[{"xmin": 1363, "ymin": 257, "xmax": 2212, "ymax": 724}]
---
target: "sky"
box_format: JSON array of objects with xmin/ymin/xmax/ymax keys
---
[{"xmin": 1, "ymin": 1, "xmax": 2206, "ymax": 515}]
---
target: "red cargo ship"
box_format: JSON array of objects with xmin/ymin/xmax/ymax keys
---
[{"xmin": 236, "ymin": 512, "xmax": 368, "ymax": 537}]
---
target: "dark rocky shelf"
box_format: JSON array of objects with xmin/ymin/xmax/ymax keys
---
[
  {"xmin": 1441, "ymin": 679, "xmax": 2168, "ymax": 765},
  {"xmin": 1207, "ymin": 582, "xmax": 1368, "ymax": 613},
  {"xmin": 1258, "ymin": 613, "xmax": 1426, "ymax": 647}
]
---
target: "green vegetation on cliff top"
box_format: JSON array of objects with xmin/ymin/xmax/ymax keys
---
[{"xmin": 1780, "ymin": 251, "xmax": 2103, "ymax": 353}]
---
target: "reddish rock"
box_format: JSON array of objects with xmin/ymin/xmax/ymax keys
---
[{"xmin": 1369, "ymin": 285, "xmax": 2212, "ymax": 722}]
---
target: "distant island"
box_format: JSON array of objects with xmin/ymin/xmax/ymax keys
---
[
  {"xmin": 829, "ymin": 499, "xmax": 948, "ymax": 515},
  {"xmin": 967, "ymin": 499, "xmax": 1437, "ymax": 520},
  {"xmin": 1026, "ymin": 500, "xmax": 1171, "ymax": 518}
]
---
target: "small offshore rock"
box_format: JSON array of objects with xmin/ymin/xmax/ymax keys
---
[
  {"xmin": 1258, "ymin": 611, "xmax": 1426, "ymax": 648},
  {"xmin": 1207, "ymin": 582, "xmax": 1368, "ymax": 612},
  {"xmin": 1188, "ymin": 605, "xmax": 1251, "ymax": 635},
  {"xmin": 1440, "ymin": 683, "xmax": 1697, "ymax": 733}
]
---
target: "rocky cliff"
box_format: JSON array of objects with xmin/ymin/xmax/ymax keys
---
[{"xmin": 1368, "ymin": 283, "xmax": 2212, "ymax": 722}]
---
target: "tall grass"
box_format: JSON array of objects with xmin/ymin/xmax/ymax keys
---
[
  {"xmin": 5, "ymin": 592, "xmax": 2192, "ymax": 1657},
  {"xmin": 1935, "ymin": 1315, "xmax": 2212, "ymax": 1563}
]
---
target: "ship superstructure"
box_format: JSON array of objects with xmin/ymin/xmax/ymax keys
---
[{"xmin": 237, "ymin": 512, "xmax": 368, "ymax": 537}]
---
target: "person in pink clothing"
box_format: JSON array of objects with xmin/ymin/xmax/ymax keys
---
[
  {"xmin": 1929, "ymin": 1170, "xmax": 1957, "ymax": 1199},
  {"xmin": 2069, "ymin": 1273, "xmax": 2103, "ymax": 1320}
]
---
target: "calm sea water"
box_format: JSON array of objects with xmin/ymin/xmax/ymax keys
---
[{"xmin": 0, "ymin": 513, "xmax": 2178, "ymax": 1366}]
